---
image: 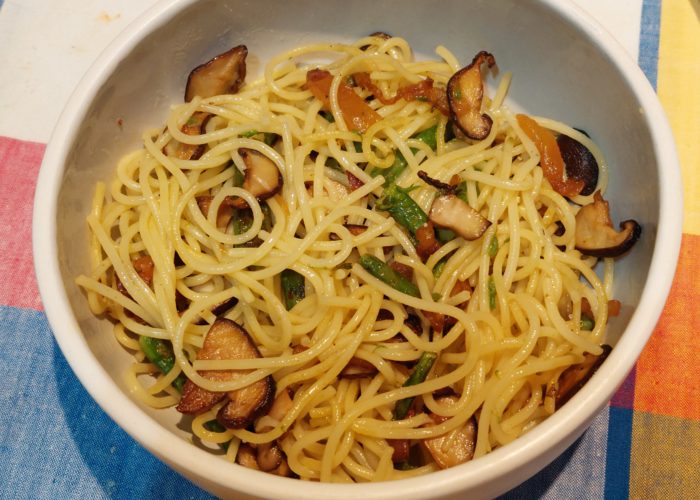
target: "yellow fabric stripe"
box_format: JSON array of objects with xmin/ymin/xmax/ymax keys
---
[{"xmin": 656, "ymin": 1, "xmax": 700, "ymax": 235}]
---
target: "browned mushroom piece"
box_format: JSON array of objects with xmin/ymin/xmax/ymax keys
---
[
  {"xmin": 555, "ymin": 344, "xmax": 612, "ymax": 408},
  {"xmin": 360, "ymin": 31, "xmax": 392, "ymax": 51},
  {"xmin": 428, "ymin": 194, "xmax": 491, "ymax": 240},
  {"xmin": 162, "ymin": 112, "xmax": 211, "ymax": 160},
  {"xmin": 574, "ymin": 191, "xmax": 641, "ymax": 257},
  {"xmin": 236, "ymin": 444, "xmax": 261, "ymax": 470},
  {"xmin": 185, "ymin": 45, "xmax": 248, "ymax": 102},
  {"xmin": 557, "ymin": 134, "xmax": 599, "ymax": 196},
  {"xmin": 176, "ymin": 319, "xmax": 275, "ymax": 430},
  {"xmin": 340, "ymin": 357, "xmax": 378, "ymax": 379},
  {"xmin": 196, "ymin": 195, "xmax": 233, "ymax": 230},
  {"xmin": 420, "ymin": 395, "xmax": 477, "ymax": 469},
  {"xmin": 446, "ymin": 51, "xmax": 496, "ymax": 140},
  {"xmin": 256, "ymin": 442, "xmax": 284, "ymax": 472},
  {"xmin": 231, "ymin": 148, "xmax": 283, "ymax": 209}
]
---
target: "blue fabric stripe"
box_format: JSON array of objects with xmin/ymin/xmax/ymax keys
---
[
  {"xmin": 603, "ymin": 407, "xmax": 634, "ymax": 500},
  {"xmin": 638, "ymin": 0, "xmax": 662, "ymax": 89},
  {"xmin": 499, "ymin": 408, "xmax": 609, "ymax": 499},
  {"xmin": 0, "ymin": 306, "xmax": 213, "ymax": 499}
]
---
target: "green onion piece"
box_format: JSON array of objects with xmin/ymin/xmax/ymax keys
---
[
  {"xmin": 281, "ymin": 269, "xmax": 305, "ymax": 311},
  {"xmin": 370, "ymin": 151, "xmax": 408, "ymax": 187},
  {"xmin": 240, "ymin": 129, "xmax": 259, "ymax": 138},
  {"xmin": 203, "ymin": 420, "xmax": 230, "ymax": 451},
  {"xmin": 412, "ymin": 125, "xmax": 438, "ymax": 150},
  {"xmin": 432, "ymin": 257, "xmax": 448, "ymax": 279},
  {"xmin": 487, "ymin": 236, "xmax": 499, "ymax": 258},
  {"xmin": 263, "ymin": 133, "xmax": 278, "ymax": 146},
  {"xmin": 488, "ymin": 277, "xmax": 497, "ymax": 310},
  {"xmin": 580, "ymin": 315, "xmax": 595, "ymax": 331},
  {"xmin": 455, "ymin": 181, "xmax": 468, "ymax": 203},
  {"xmin": 359, "ymin": 254, "xmax": 420, "ymax": 297},
  {"xmin": 376, "ymin": 184, "xmax": 428, "ymax": 235},
  {"xmin": 393, "ymin": 352, "xmax": 438, "ymax": 420},
  {"xmin": 139, "ymin": 336, "xmax": 187, "ymax": 393}
]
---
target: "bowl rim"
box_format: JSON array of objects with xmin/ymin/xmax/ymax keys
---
[{"xmin": 32, "ymin": 0, "xmax": 683, "ymax": 497}]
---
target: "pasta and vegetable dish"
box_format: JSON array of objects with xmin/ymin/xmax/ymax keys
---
[{"xmin": 76, "ymin": 34, "xmax": 640, "ymax": 482}]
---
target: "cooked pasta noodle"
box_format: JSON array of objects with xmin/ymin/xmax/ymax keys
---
[{"xmin": 76, "ymin": 35, "xmax": 617, "ymax": 482}]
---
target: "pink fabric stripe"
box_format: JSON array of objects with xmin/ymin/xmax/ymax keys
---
[{"xmin": 0, "ymin": 136, "xmax": 45, "ymax": 310}]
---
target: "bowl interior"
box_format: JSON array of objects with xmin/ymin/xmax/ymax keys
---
[{"xmin": 49, "ymin": 0, "xmax": 663, "ymax": 497}]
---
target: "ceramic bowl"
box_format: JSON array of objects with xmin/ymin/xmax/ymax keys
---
[{"xmin": 33, "ymin": 0, "xmax": 683, "ymax": 497}]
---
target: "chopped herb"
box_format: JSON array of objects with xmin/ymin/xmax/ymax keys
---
[
  {"xmin": 432, "ymin": 292, "xmax": 442, "ymax": 301},
  {"xmin": 487, "ymin": 236, "xmax": 499, "ymax": 258},
  {"xmin": 580, "ymin": 315, "xmax": 595, "ymax": 331},
  {"xmin": 240, "ymin": 129, "xmax": 259, "ymax": 138},
  {"xmin": 488, "ymin": 277, "xmax": 497, "ymax": 310}
]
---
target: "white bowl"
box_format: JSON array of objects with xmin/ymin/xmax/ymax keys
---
[{"xmin": 33, "ymin": 0, "xmax": 683, "ymax": 498}]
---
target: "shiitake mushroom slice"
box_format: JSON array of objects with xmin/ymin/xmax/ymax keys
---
[
  {"xmin": 575, "ymin": 191, "xmax": 641, "ymax": 257},
  {"xmin": 185, "ymin": 45, "xmax": 248, "ymax": 102},
  {"xmin": 231, "ymin": 148, "xmax": 283, "ymax": 209},
  {"xmin": 421, "ymin": 395, "xmax": 477, "ymax": 469},
  {"xmin": 555, "ymin": 344, "xmax": 612, "ymax": 408},
  {"xmin": 176, "ymin": 319, "xmax": 275, "ymax": 430},
  {"xmin": 446, "ymin": 51, "xmax": 496, "ymax": 140},
  {"xmin": 429, "ymin": 194, "xmax": 491, "ymax": 241},
  {"xmin": 557, "ymin": 133, "xmax": 599, "ymax": 196}
]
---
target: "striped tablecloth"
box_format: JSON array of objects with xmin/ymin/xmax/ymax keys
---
[{"xmin": 1, "ymin": 1, "xmax": 697, "ymax": 498}]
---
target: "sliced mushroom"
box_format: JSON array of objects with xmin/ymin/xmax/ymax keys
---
[
  {"xmin": 447, "ymin": 51, "xmax": 496, "ymax": 140},
  {"xmin": 575, "ymin": 191, "xmax": 641, "ymax": 257},
  {"xmin": 196, "ymin": 195, "xmax": 233, "ymax": 230},
  {"xmin": 420, "ymin": 396, "xmax": 477, "ymax": 469},
  {"xmin": 429, "ymin": 194, "xmax": 491, "ymax": 241},
  {"xmin": 555, "ymin": 344, "xmax": 612, "ymax": 408},
  {"xmin": 359, "ymin": 32, "xmax": 392, "ymax": 51},
  {"xmin": 257, "ymin": 442, "xmax": 284, "ymax": 472},
  {"xmin": 176, "ymin": 319, "xmax": 275, "ymax": 430},
  {"xmin": 236, "ymin": 444, "xmax": 261, "ymax": 470},
  {"xmin": 340, "ymin": 357, "xmax": 378, "ymax": 379},
  {"xmin": 557, "ymin": 134, "xmax": 599, "ymax": 196},
  {"xmin": 231, "ymin": 148, "xmax": 283, "ymax": 209},
  {"xmin": 185, "ymin": 45, "xmax": 248, "ymax": 102},
  {"xmin": 163, "ymin": 112, "xmax": 211, "ymax": 160}
]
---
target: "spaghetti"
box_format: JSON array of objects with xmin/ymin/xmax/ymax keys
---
[{"xmin": 76, "ymin": 34, "xmax": 626, "ymax": 482}]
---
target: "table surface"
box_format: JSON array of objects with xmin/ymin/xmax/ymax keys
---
[{"xmin": 1, "ymin": 0, "xmax": 698, "ymax": 498}]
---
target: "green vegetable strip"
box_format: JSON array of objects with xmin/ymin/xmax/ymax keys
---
[
  {"xmin": 203, "ymin": 420, "xmax": 230, "ymax": 451},
  {"xmin": 488, "ymin": 277, "xmax": 497, "ymax": 310},
  {"xmin": 435, "ymin": 227, "xmax": 456, "ymax": 243},
  {"xmin": 432, "ymin": 257, "xmax": 448, "ymax": 279},
  {"xmin": 359, "ymin": 254, "xmax": 420, "ymax": 297},
  {"xmin": 281, "ymin": 269, "xmax": 305, "ymax": 310},
  {"xmin": 487, "ymin": 236, "xmax": 499, "ymax": 258},
  {"xmin": 370, "ymin": 151, "xmax": 408, "ymax": 187},
  {"xmin": 412, "ymin": 125, "xmax": 438, "ymax": 150},
  {"xmin": 139, "ymin": 336, "xmax": 187, "ymax": 393},
  {"xmin": 455, "ymin": 180, "xmax": 468, "ymax": 203},
  {"xmin": 377, "ymin": 184, "xmax": 428, "ymax": 235},
  {"xmin": 393, "ymin": 352, "xmax": 438, "ymax": 420}
]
